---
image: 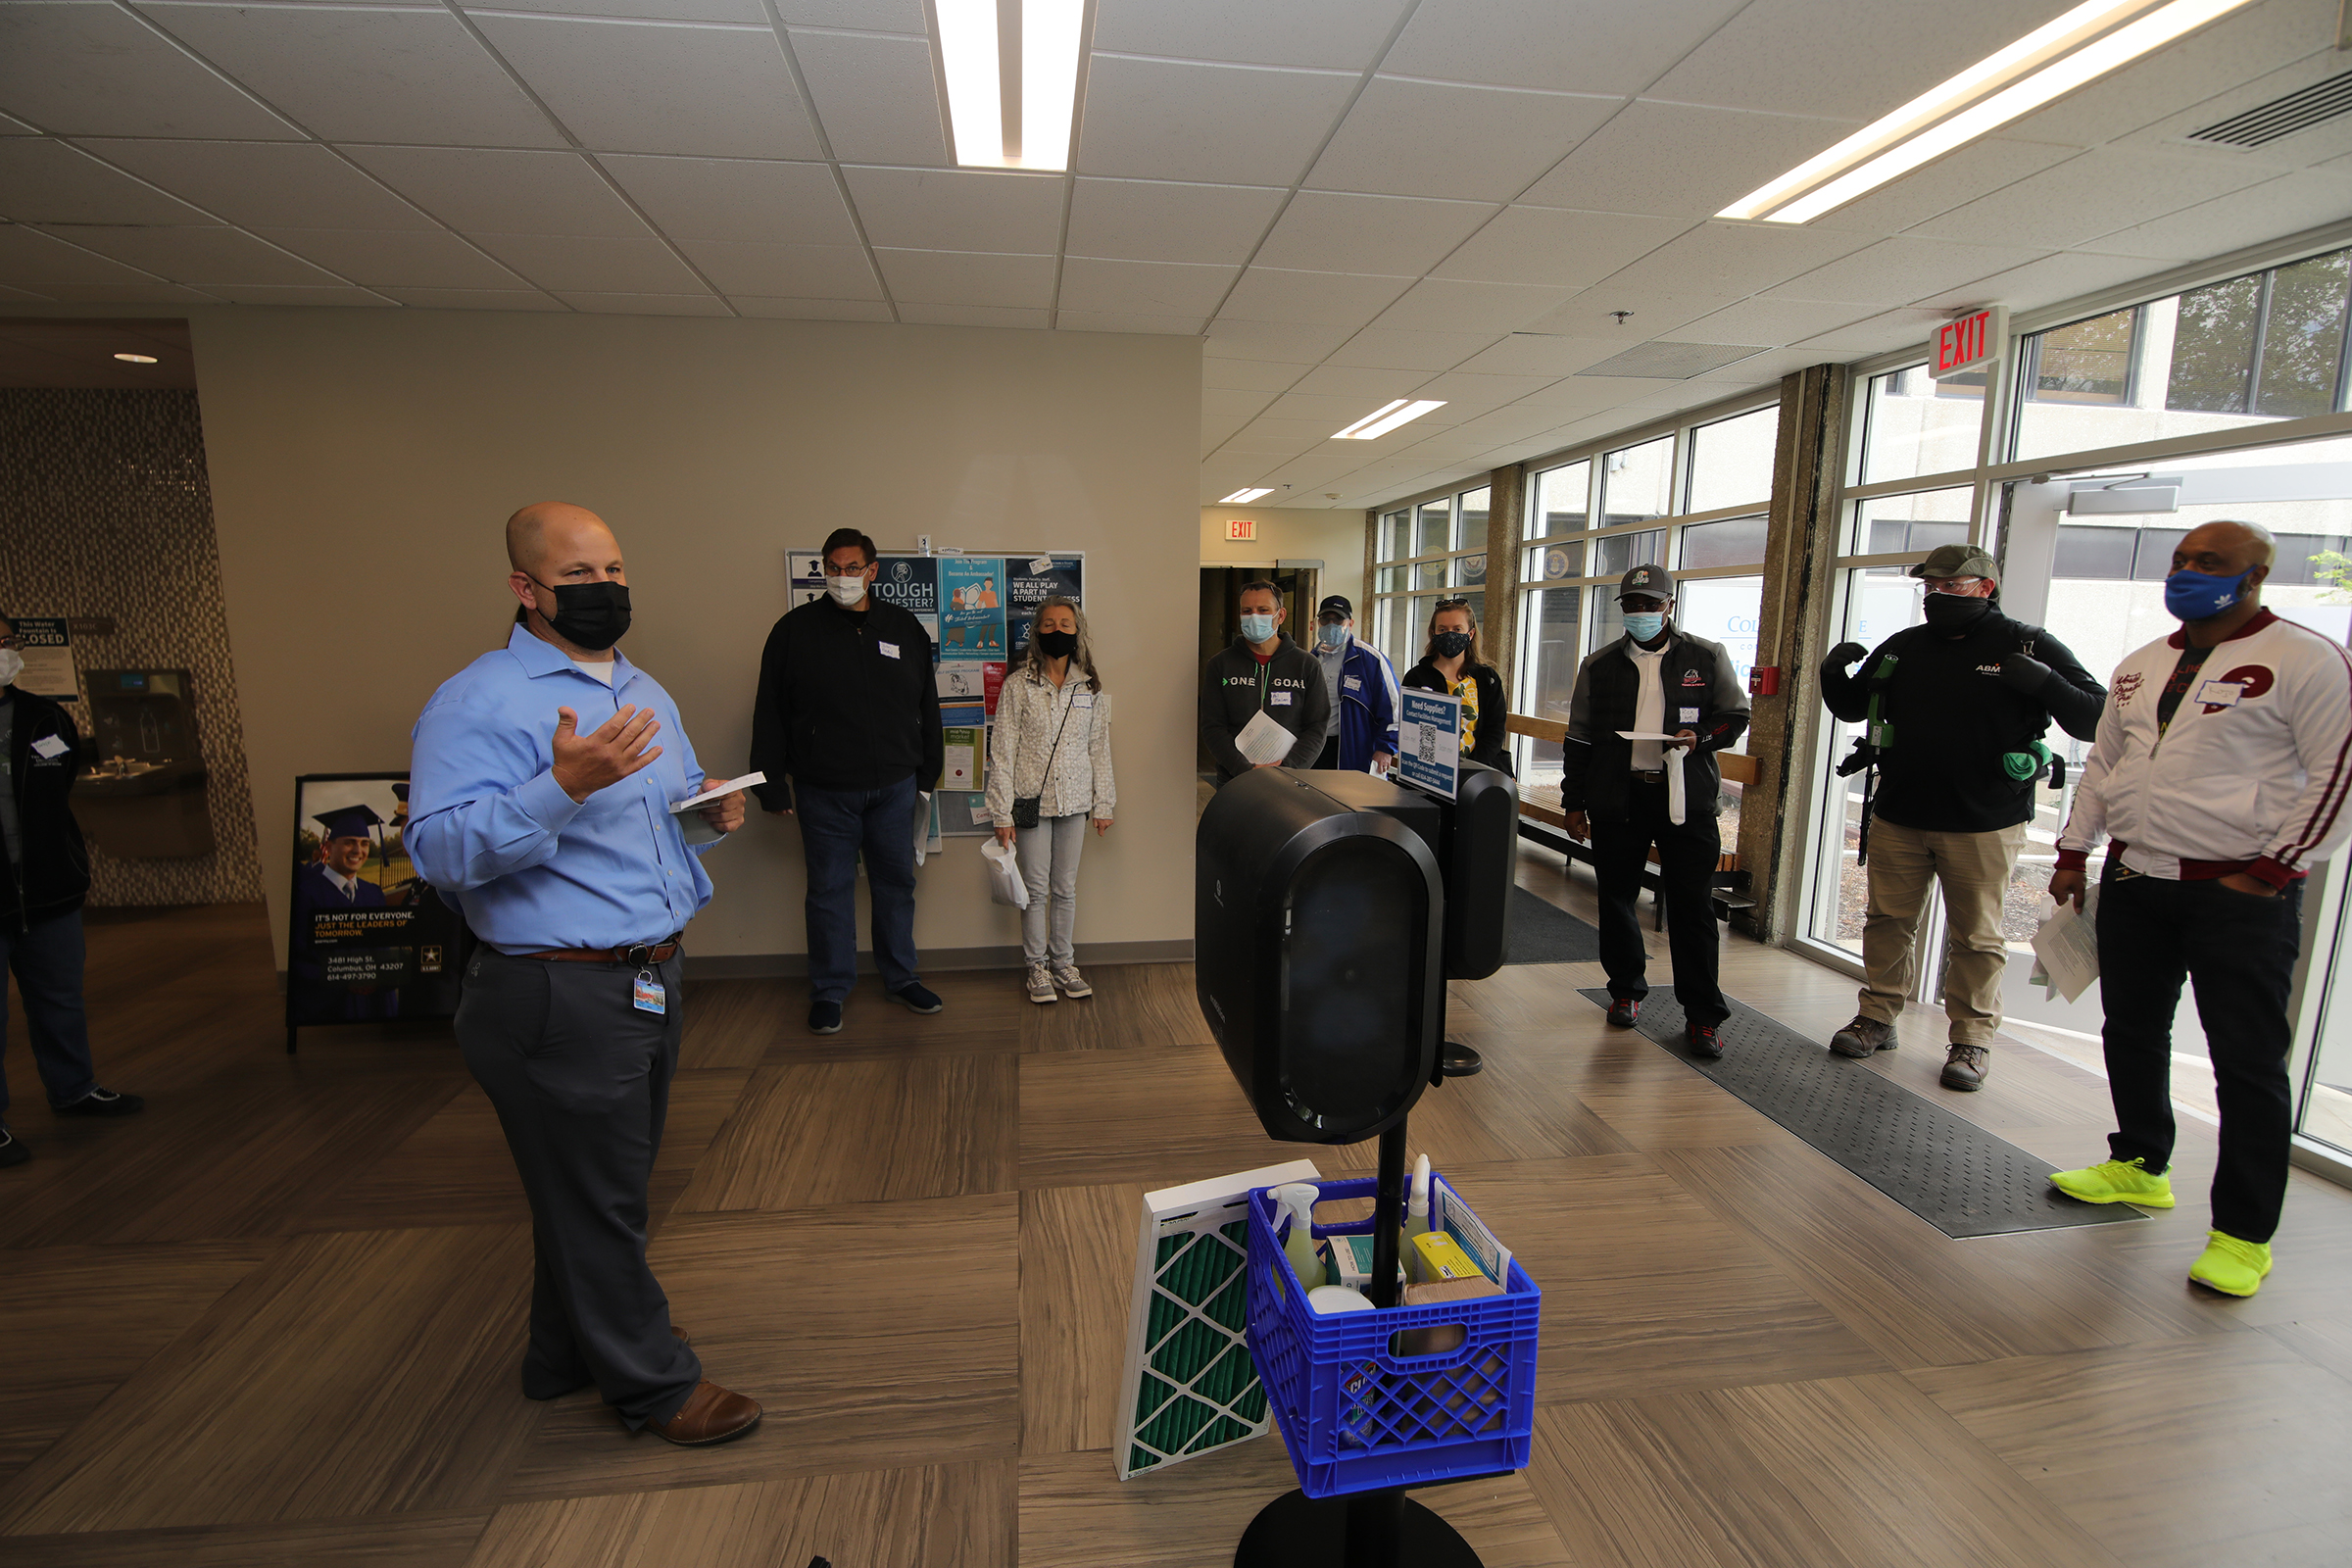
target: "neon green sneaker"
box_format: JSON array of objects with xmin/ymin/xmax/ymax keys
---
[
  {"xmin": 2188, "ymin": 1231, "xmax": 2273, "ymax": 1298},
  {"xmin": 2048, "ymin": 1156, "xmax": 2176, "ymax": 1208}
]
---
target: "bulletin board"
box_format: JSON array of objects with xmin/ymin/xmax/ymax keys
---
[{"xmin": 786, "ymin": 549, "xmax": 1085, "ymax": 837}]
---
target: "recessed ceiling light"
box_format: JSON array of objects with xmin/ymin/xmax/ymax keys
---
[
  {"xmin": 1218, "ymin": 487, "xmax": 1274, "ymax": 504},
  {"xmin": 113, "ymin": 352, "xmax": 159, "ymax": 364},
  {"xmin": 1719, "ymin": 0, "xmax": 2259, "ymax": 224},
  {"xmin": 937, "ymin": 0, "xmax": 1088, "ymax": 172},
  {"xmin": 1333, "ymin": 400, "xmax": 1446, "ymax": 441}
]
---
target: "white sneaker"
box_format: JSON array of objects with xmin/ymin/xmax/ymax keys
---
[
  {"xmin": 1026, "ymin": 962, "xmax": 1058, "ymax": 1004},
  {"xmin": 1053, "ymin": 963, "xmax": 1093, "ymax": 999}
]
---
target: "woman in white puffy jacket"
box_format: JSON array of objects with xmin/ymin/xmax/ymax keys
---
[{"xmin": 986, "ymin": 596, "xmax": 1115, "ymax": 1004}]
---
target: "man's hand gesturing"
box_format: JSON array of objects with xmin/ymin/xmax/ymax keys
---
[{"xmin": 552, "ymin": 705, "xmax": 662, "ymax": 803}]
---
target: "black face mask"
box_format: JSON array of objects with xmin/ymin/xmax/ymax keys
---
[
  {"xmin": 532, "ymin": 577, "xmax": 631, "ymax": 651},
  {"xmin": 1921, "ymin": 591, "xmax": 1991, "ymax": 635},
  {"xmin": 1432, "ymin": 630, "xmax": 1473, "ymax": 659},
  {"xmin": 1035, "ymin": 629, "xmax": 1078, "ymax": 659}
]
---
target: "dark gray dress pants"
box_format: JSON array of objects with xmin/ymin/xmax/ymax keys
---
[{"xmin": 457, "ymin": 946, "xmax": 701, "ymax": 1428}]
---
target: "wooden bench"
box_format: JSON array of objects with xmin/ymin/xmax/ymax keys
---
[{"xmin": 1506, "ymin": 713, "xmax": 1760, "ymax": 925}]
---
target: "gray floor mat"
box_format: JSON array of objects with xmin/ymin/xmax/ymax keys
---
[{"xmin": 1579, "ymin": 988, "xmax": 2144, "ymax": 1239}]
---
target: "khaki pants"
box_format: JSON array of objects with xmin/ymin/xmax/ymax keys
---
[{"xmin": 1857, "ymin": 818, "xmax": 2025, "ymax": 1046}]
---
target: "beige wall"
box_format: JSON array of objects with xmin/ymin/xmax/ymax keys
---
[
  {"xmin": 1197, "ymin": 505, "xmax": 1365, "ymax": 615},
  {"xmin": 188, "ymin": 308, "xmax": 1200, "ymax": 968}
]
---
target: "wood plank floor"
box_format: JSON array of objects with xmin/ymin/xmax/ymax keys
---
[{"xmin": 4, "ymin": 865, "xmax": 2349, "ymax": 1567}]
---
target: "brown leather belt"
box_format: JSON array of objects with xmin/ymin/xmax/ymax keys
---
[
  {"xmin": 525, "ymin": 940, "xmax": 680, "ymax": 965},
  {"xmin": 1630, "ymin": 769, "xmax": 1668, "ymax": 784}
]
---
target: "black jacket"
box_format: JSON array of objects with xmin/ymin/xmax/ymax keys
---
[
  {"xmin": 1561, "ymin": 626, "xmax": 1751, "ymax": 821},
  {"xmin": 2, "ymin": 688, "xmax": 92, "ymax": 933},
  {"xmin": 1200, "ymin": 635, "xmax": 1330, "ymax": 780},
  {"xmin": 749, "ymin": 596, "xmax": 944, "ymax": 811},
  {"xmin": 1820, "ymin": 607, "xmax": 2104, "ymax": 834},
  {"xmin": 1400, "ymin": 659, "xmax": 1512, "ymax": 773}
]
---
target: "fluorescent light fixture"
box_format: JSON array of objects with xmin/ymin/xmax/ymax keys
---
[
  {"xmin": 937, "ymin": 0, "xmax": 1086, "ymax": 171},
  {"xmin": 113, "ymin": 352, "xmax": 159, "ymax": 364},
  {"xmin": 1720, "ymin": 0, "xmax": 2259, "ymax": 224},
  {"xmin": 1219, "ymin": 487, "xmax": 1274, "ymax": 504},
  {"xmin": 1332, "ymin": 400, "xmax": 1446, "ymax": 440}
]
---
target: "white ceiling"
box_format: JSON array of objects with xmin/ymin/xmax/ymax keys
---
[{"xmin": 2, "ymin": 0, "xmax": 2351, "ymax": 508}]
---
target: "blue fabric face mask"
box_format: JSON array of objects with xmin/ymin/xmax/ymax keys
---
[
  {"xmin": 1240, "ymin": 613, "xmax": 1276, "ymax": 644},
  {"xmin": 1316, "ymin": 622, "xmax": 1348, "ymax": 649},
  {"xmin": 1622, "ymin": 612, "xmax": 1666, "ymax": 643},
  {"xmin": 2164, "ymin": 565, "xmax": 2254, "ymax": 621}
]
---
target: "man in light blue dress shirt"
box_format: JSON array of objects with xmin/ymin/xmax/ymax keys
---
[{"xmin": 407, "ymin": 502, "xmax": 760, "ymax": 1447}]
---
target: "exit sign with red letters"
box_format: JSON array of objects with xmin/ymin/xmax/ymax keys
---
[
  {"xmin": 1932, "ymin": 306, "xmax": 2006, "ymax": 380},
  {"xmin": 1226, "ymin": 517, "xmax": 1256, "ymax": 541}
]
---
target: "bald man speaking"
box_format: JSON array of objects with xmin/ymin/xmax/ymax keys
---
[{"xmin": 408, "ymin": 503, "xmax": 760, "ymax": 1445}]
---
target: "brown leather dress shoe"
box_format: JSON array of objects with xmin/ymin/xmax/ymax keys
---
[{"xmin": 645, "ymin": 1380, "xmax": 761, "ymax": 1446}]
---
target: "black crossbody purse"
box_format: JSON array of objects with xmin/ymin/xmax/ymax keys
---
[{"xmin": 1010, "ymin": 687, "xmax": 1079, "ymax": 830}]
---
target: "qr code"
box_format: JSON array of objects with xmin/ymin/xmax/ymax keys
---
[{"xmin": 1418, "ymin": 726, "xmax": 1438, "ymax": 762}]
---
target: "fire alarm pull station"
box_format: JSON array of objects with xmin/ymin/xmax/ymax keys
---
[{"xmin": 1749, "ymin": 665, "xmax": 1781, "ymax": 698}]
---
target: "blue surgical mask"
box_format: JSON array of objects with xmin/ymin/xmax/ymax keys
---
[
  {"xmin": 1622, "ymin": 612, "xmax": 1666, "ymax": 643},
  {"xmin": 1240, "ymin": 613, "xmax": 1276, "ymax": 644},
  {"xmin": 1316, "ymin": 622, "xmax": 1348, "ymax": 649},
  {"xmin": 2164, "ymin": 565, "xmax": 2255, "ymax": 622}
]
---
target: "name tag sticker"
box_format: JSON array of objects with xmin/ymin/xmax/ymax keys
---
[
  {"xmin": 632, "ymin": 972, "xmax": 666, "ymax": 1015},
  {"xmin": 1029, "ymin": 556, "xmax": 1054, "ymax": 574},
  {"xmin": 1073, "ymin": 695, "xmax": 1095, "ymax": 710},
  {"xmin": 1680, "ymin": 707, "xmax": 1699, "ymax": 723},
  {"xmin": 878, "ymin": 641, "xmax": 902, "ymax": 660},
  {"xmin": 1344, "ymin": 676, "xmax": 1362, "ymax": 690},
  {"xmin": 30, "ymin": 735, "xmax": 67, "ymax": 760},
  {"xmin": 2195, "ymin": 680, "xmax": 2243, "ymax": 708},
  {"xmin": 1271, "ymin": 691, "xmax": 1292, "ymax": 706}
]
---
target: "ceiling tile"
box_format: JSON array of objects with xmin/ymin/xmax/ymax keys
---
[
  {"xmin": 1306, "ymin": 78, "xmax": 1619, "ymax": 203},
  {"xmin": 774, "ymin": 0, "xmax": 925, "ymax": 33},
  {"xmin": 874, "ymin": 247, "xmax": 1056, "ymax": 307},
  {"xmin": 728, "ymin": 296, "xmax": 896, "ymax": 319},
  {"xmin": 1659, "ymin": 295, "xmax": 1876, "ymax": 347},
  {"xmin": 374, "ymin": 285, "xmax": 566, "ymax": 310},
  {"xmin": 1432, "ymin": 206, "xmax": 1688, "ymax": 288},
  {"xmin": 469, "ymin": 231, "xmax": 707, "ymax": 292},
  {"xmin": 252, "ymin": 227, "xmax": 524, "ymax": 288},
  {"xmin": 0, "ymin": 140, "xmax": 211, "ymax": 225},
  {"xmin": 1410, "ymin": 369, "xmax": 1565, "ymax": 407},
  {"xmin": 23, "ymin": 280, "xmax": 220, "ymax": 303},
  {"xmin": 468, "ymin": 0, "xmax": 767, "ymax": 20},
  {"xmin": 898, "ymin": 302, "xmax": 1052, "ymax": 327},
  {"xmin": 1589, "ymin": 220, "xmax": 1875, "ymax": 303},
  {"xmin": 1763, "ymin": 235, "xmax": 2054, "ymax": 306},
  {"xmin": 470, "ymin": 15, "xmax": 820, "ymax": 158},
  {"xmin": 76, "ymin": 138, "xmax": 435, "ymax": 231},
  {"xmin": 1381, "ymin": 0, "xmax": 1746, "ymax": 96},
  {"xmin": 1056, "ymin": 309, "xmax": 1204, "ymax": 334},
  {"xmin": 1203, "ymin": 386, "xmax": 1279, "ymax": 420},
  {"xmin": 1324, "ymin": 327, "xmax": 1502, "ymax": 369},
  {"xmin": 1800, "ymin": 137, "xmax": 2083, "ymax": 237},
  {"xmin": 1789, "ymin": 306, "xmax": 1950, "ymax": 355},
  {"xmin": 1517, "ymin": 101, "xmax": 1859, "ymax": 220},
  {"xmin": 201, "ymin": 282, "xmax": 397, "ymax": 306},
  {"xmin": 786, "ymin": 28, "xmax": 945, "ymax": 166},
  {"xmin": 0, "ymin": 225, "xmax": 165, "ymax": 284},
  {"xmin": 341, "ymin": 147, "xmax": 651, "ymax": 237},
  {"xmin": 137, "ymin": 4, "xmax": 564, "ymax": 147},
  {"xmin": 34, "ymin": 222, "xmax": 344, "ymax": 284},
  {"xmin": 602, "ymin": 155, "xmax": 857, "ymax": 245},
  {"xmin": 1369, "ymin": 277, "xmax": 1576, "ymax": 334},
  {"xmin": 1449, "ymin": 331, "xmax": 1628, "ymax": 375},
  {"xmin": 1906, "ymin": 248, "xmax": 2170, "ymax": 314},
  {"xmin": 0, "ymin": 2, "xmax": 294, "ymax": 139},
  {"xmin": 1252, "ymin": 190, "xmax": 1498, "ymax": 276},
  {"xmin": 2110, "ymin": 38, "xmax": 2352, "ymax": 172},
  {"xmin": 2001, "ymin": 0, "xmax": 2340, "ymax": 150},
  {"xmin": 1057, "ymin": 257, "xmax": 1235, "ymax": 318},
  {"xmin": 1220, "ymin": 267, "xmax": 1409, "ymax": 327},
  {"xmin": 844, "ymin": 166, "xmax": 1066, "ymax": 254},
  {"xmin": 1203, "ymin": 359, "xmax": 1310, "ymax": 392},
  {"xmin": 1202, "ymin": 317, "xmax": 1357, "ymax": 362},
  {"xmin": 1267, "ymin": 390, "xmax": 1436, "ymax": 424},
  {"xmin": 1077, "ymin": 57, "xmax": 1359, "ymax": 186},
  {"xmin": 555, "ymin": 289, "xmax": 730, "ymax": 315},
  {"xmin": 1064, "ymin": 178, "xmax": 1285, "ymax": 266},
  {"xmin": 2083, "ymin": 172, "xmax": 2352, "ymax": 263},
  {"xmin": 1522, "ymin": 289, "xmax": 1723, "ymax": 338},
  {"xmin": 1091, "ymin": 0, "xmax": 1411, "ymax": 71},
  {"xmin": 1289, "ymin": 363, "xmax": 1425, "ymax": 399},
  {"xmin": 672, "ymin": 238, "xmax": 881, "ymax": 297},
  {"xmin": 1906, "ymin": 146, "xmax": 2278, "ymax": 252}
]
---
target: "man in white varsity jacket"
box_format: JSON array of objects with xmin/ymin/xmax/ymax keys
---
[{"xmin": 2045, "ymin": 519, "xmax": 2352, "ymax": 1298}]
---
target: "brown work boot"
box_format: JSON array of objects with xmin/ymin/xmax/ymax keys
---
[
  {"xmin": 644, "ymin": 1380, "xmax": 761, "ymax": 1446},
  {"xmin": 1828, "ymin": 1015, "xmax": 1894, "ymax": 1058},
  {"xmin": 1940, "ymin": 1044, "xmax": 1989, "ymax": 1092}
]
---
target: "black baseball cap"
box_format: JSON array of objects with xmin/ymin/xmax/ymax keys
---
[
  {"xmin": 1616, "ymin": 564, "xmax": 1675, "ymax": 602},
  {"xmin": 1316, "ymin": 595, "xmax": 1352, "ymax": 621}
]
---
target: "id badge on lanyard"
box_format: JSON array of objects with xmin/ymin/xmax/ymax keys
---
[{"xmin": 633, "ymin": 968, "xmax": 666, "ymax": 1014}]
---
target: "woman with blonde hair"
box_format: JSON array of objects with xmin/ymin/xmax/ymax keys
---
[
  {"xmin": 986, "ymin": 597, "xmax": 1115, "ymax": 1004},
  {"xmin": 1401, "ymin": 595, "xmax": 1511, "ymax": 772}
]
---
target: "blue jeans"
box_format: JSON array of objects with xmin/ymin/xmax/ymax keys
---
[
  {"xmin": 2, "ymin": 907, "xmax": 99, "ymax": 1127},
  {"xmin": 796, "ymin": 776, "xmax": 922, "ymax": 1003}
]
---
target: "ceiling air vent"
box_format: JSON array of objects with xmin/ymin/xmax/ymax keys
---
[
  {"xmin": 2185, "ymin": 69, "xmax": 2352, "ymax": 149},
  {"xmin": 1572, "ymin": 340, "xmax": 1763, "ymax": 380}
]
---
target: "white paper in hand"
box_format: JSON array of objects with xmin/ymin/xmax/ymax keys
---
[
  {"xmin": 670, "ymin": 771, "xmax": 763, "ymax": 813},
  {"xmin": 1235, "ymin": 710, "xmax": 1296, "ymax": 767},
  {"xmin": 2031, "ymin": 885, "xmax": 2101, "ymax": 1003}
]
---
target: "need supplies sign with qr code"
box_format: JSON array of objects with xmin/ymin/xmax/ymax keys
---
[{"xmin": 1396, "ymin": 689, "xmax": 1462, "ymax": 800}]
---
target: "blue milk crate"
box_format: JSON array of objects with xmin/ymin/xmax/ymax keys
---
[{"xmin": 1245, "ymin": 1173, "xmax": 1542, "ymax": 1498}]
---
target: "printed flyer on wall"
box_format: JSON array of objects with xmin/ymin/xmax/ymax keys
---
[
  {"xmin": 1006, "ymin": 555, "xmax": 1084, "ymax": 654},
  {"xmin": 285, "ymin": 772, "xmax": 469, "ymax": 1040},
  {"xmin": 941, "ymin": 558, "xmax": 1007, "ymax": 662}
]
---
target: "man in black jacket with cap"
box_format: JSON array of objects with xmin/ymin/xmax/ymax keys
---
[
  {"xmin": 0, "ymin": 615, "xmax": 143, "ymax": 1169},
  {"xmin": 1818, "ymin": 544, "xmax": 2105, "ymax": 1090}
]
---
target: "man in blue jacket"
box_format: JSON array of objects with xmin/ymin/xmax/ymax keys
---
[{"xmin": 1308, "ymin": 596, "xmax": 1399, "ymax": 773}]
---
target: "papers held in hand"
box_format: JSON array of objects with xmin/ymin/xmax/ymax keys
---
[
  {"xmin": 1235, "ymin": 710, "xmax": 1296, "ymax": 767},
  {"xmin": 2031, "ymin": 885, "xmax": 2100, "ymax": 1003},
  {"xmin": 1614, "ymin": 733, "xmax": 1688, "ymax": 824},
  {"xmin": 671, "ymin": 771, "xmax": 763, "ymax": 845}
]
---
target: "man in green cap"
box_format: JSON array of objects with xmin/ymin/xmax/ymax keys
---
[{"xmin": 1817, "ymin": 543, "xmax": 2106, "ymax": 1089}]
